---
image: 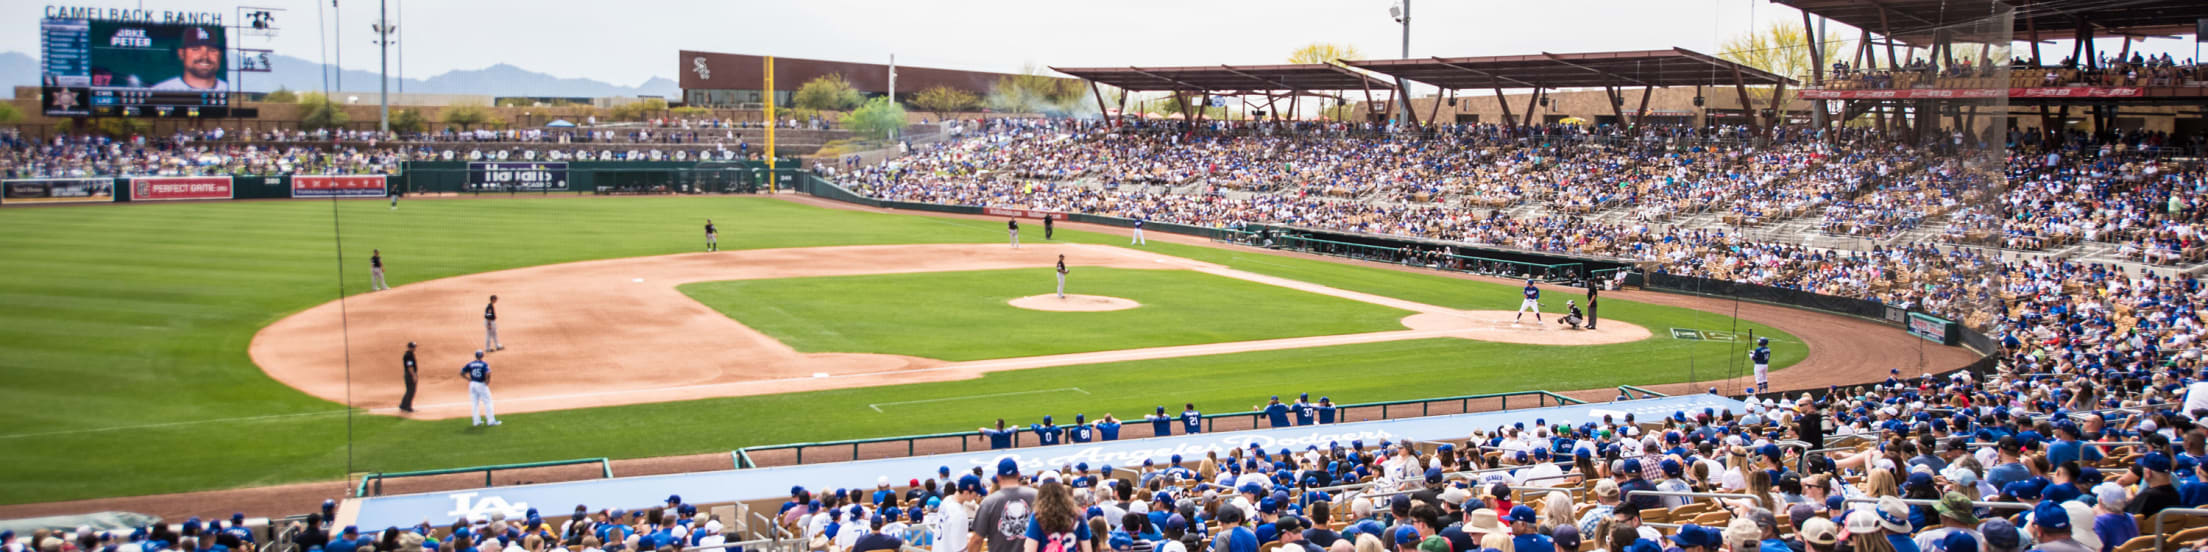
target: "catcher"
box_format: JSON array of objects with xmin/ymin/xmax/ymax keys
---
[{"xmin": 1559, "ymin": 299, "xmax": 1586, "ymax": 330}]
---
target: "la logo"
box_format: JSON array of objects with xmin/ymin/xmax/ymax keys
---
[{"xmin": 445, "ymin": 492, "xmax": 530, "ymax": 520}]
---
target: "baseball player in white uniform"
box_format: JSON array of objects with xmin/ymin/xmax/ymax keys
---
[
  {"xmin": 483, "ymin": 295, "xmax": 504, "ymax": 352},
  {"xmin": 1512, "ymin": 279, "xmax": 1543, "ymax": 324},
  {"xmin": 463, "ymin": 350, "xmax": 499, "ymax": 426},
  {"xmin": 370, "ymin": 249, "xmax": 390, "ymax": 291},
  {"xmin": 1055, "ymin": 255, "xmax": 1069, "ymax": 299},
  {"xmin": 1751, "ymin": 337, "xmax": 1772, "ymax": 393},
  {"xmin": 1130, "ymin": 217, "xmax": 1147, "ymax": 245}
]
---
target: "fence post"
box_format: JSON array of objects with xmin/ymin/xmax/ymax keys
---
[{"xmin": 486, "ymin": 469, "xmax": 493, "ymax": 487}]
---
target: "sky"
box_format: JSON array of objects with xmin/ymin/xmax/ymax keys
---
[{"xmin": 9, "ymin": 0, "xmax": 2202, "ymax": 88}]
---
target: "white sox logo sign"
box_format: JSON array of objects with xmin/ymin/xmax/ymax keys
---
[{"xmin": 692, "ymin": 57, "xmax": 710, "ymax": 80}]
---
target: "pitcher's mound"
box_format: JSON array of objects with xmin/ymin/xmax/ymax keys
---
[{"xmin": 1009, "ymin": 294, "xmax": 1141, "ymax": 312}]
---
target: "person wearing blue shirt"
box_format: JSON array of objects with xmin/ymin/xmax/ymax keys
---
[
  {"xmin": 2045, "ymin": 423, "xmax": 2101, "ymax": 468},
  {"xmin": 325, "ymin": 527, "xmax": 361, "ymax": 552},
  {"xmin": 1984, "ymin": 437, "xmax": 2032, "ymax": 491},
  {"xmin": 1070, "ymin": 414, "xmax": 1095, "ymax": 444},
  {"xmin": 1315, "ymin": 397, "xmax": 1337, "ymax": 424},
  {"xmin": 979, "ymin": 419, "xmax": 1016, "ymax": 450},
  {"xmin": 1508, "ymin": 506, "xmax": 1555, "ymax": 552},
  {"xmin": 1181, "ymin": 403, "xmax": 1203, "ymax": 434},
  {"xmin": 1032, "ymin": 416, "xmax": 1064, "ymax": 446},
  {"xmin": 1256, "ymin": 396, "xmax": 1291, "ymax": 428},
  {"xmin": 1144, "ymin": 406, "xmax": 1173, "ymax": 437},
  {"xmin": 1095, "ymin": 414, "xmax": 1122, "ymax": 441},
  {"xmin": 1291, "ymin": 394, "xmax": 1316, "ymax": 426}
]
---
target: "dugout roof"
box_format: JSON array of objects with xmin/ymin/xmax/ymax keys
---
[
  {"xmin": 1049, "ymin": 64, "xmax": 1398, "ymax": 93},
  {"xmin": 1774, "ymin": 0, "xmax": 2208, "ymax": 43},
  {"xmin": 1338, "ymin": 48, "xmax": 1795, "ymax": 90}
]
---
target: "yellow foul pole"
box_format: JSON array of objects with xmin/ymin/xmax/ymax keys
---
[{"xmin": 764, "ymin": 56, "xmax": 777, "ymax": 193}]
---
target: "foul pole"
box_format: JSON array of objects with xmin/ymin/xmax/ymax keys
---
[{"xmin": 765, "ymin": 56, "xmax": 777, "ymax": 193}]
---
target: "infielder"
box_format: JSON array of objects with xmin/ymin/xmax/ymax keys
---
[
  {"xmin": 370, "ymin": 249, "xmax": 390, "ymax": 291},
  {"xmin": 1055, "ymin": 255, "xmax": 1068, "ymax": 299},
  {"xmin": 1512, "ymin": 279, "xmax": 1543, "ymax": 324},
  {"xmin": 1006, "ymin": 219, "xmax": 1019, "ymax": 249},
  {"xmin": 1751, "ymin": 337, "xmax": 1772, "ymax": 393},
  {"xmin": 1130, "ymin": 217, "xmax": 1147, "ymax": 245},
  {"xmin": 705, "ymin": 219, "xmax": 719, "ymax": 252},
  {"xmin": 483, "ymin": 295, "xmax": 504, "ymax": 352},
  {"xmin": 463, "ymin": 349, "xmax": 499, "ymax": 426}
]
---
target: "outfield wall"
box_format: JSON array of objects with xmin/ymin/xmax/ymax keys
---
[{"xmin": 339, "ymin": 394, "xmax": 1742, "ymax": 530}]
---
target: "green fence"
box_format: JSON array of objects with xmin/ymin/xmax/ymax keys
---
[
  {"xmin": 355, "ymin": 457, "xmax": 612, "ymax": 497},
  {"xmin": 396, "ymin": 160, "xmax": 803, "ymax": 196},
  {"xmin": 730, "ymin": 390, "xmax": 1582, "ymax": 467}
]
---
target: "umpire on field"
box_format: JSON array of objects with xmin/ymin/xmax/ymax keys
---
[
  {"xmin": 399, "ymin": 341, "xmax": 419, "ymax": 413},
  {"xmin": 1584, "ymin": 277, "xmax": 1600, "ymax": 330}
]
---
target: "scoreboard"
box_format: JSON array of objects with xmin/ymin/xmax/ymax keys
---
[{"xmin": 40, "ymin": 17, "xmax": 254, "ymax": 118}]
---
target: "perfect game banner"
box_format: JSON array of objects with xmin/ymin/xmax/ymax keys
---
[
  {"xmin": 292, "ymin": 175, "xmax": 388, "ymax": 198},
  {"xmin": 2, "ymin": 178, "xmax": 115, "ymax": 204},
  {"xmin": 131, "ymin": 176, "xmax": 232, "ymax": 201},
  {"xmin": 469, "ymin": 162, "xmax": 569, "ymax": 191}
]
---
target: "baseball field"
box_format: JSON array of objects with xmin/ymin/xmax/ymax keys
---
[{"xmin": 0, "ymin": 195, "xmax": 1832, "ymax": 507}]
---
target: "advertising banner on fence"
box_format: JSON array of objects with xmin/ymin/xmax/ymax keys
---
[
  {"xmin": 2, "ymin": 178, "xmax": 114, "ymax": 204},
  {"xmin": 468, "ymin": 162, "xmax": 568, "ymax": 191},
  {"xmin": 982, "ymin": 206, "xmax": 1067, "ymax": 220},
  {"xmin": 130, "ymin": 176, "xmax": 232, "ymax": 201},
  {"xmin": 1797, "ymin": 87, "xmax": 2145, "ymax": 100},
  {"xmin": 292, "ymin": 175, "xmax": 388, "ymax": 198},
  {"xmin": 1908, "ymin": 312, "xmax": 1958, "ymax": 345}
]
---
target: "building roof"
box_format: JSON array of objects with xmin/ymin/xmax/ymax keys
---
[
  {"xmin": 1773, "ymin": 0, "xmax": 2208, "ymax": 44},
  {"xmin": 1338, "ymin": 48, "xmax": 1795, "ymax": 90},
  {"xmin": 1048, "ymin": 64, "xmax": 1397, "ymax": 92}
]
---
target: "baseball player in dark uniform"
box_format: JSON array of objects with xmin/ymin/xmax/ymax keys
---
[
  {"xmin": 1584, "ymin": 279, "xmax": 1600, "ymax": 330},
  {"xmin": 1512, "ymin": 279, "xmax": 1542, "ymax": 324},
  {"xmin": 1055, "ymin": 255, "xmax": 1069, "ymax": 299},
  {"xmin": 1043, "ymin": 216, "xmax": 1054, "ymax": 240},
  {"xmin": 1559, "ymin": 300, "xmax": 1585, "ymax": 330},
  {"xmin": 704, "ymin": 219, "xmax": 719, "ymax": 252},
  {"xmin": 463, "ymin": 350, "xmax": 499, "ymax": 426},
  {"xmin": 399, "ymin": 341, "xmax": 419, "ymax": 413},
  {"xmin": 1007, "ymin": 219, "xmax": 1019, "ymax": 249},
  {"xmin": 484, "ymin": 295, "xmax": 504, "ymax": 352},
  {"xmin": 1751, "ymin": 338, "xmax": 1773, "ymax": 393},
  {"xmin": 370, "ymin": 249, "xmax": 390, "ymax": 291}
]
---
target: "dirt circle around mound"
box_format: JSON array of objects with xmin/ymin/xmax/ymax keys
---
[
  {"xmin": 1007, "ymin": 294, "xmax": 1142, "ymax": 312},
  {"xmin": 1400, "ymin": 310, "xmax": 1654, "ymax": 345}
]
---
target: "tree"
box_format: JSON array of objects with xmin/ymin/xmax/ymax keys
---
[
  {"xmin": 1287, "ymin": 42, "xmax": 1364, "ymax": 66},
  {"xmin": 987, "ymin": 64, "xmax": 1086, "ymax": 114},
  {"xmin": 0, "ymin": 101, "xmax": 20, "ymax": 124},
  {"xmin": 297, "ymin": 92, "xmax": 350, "ymax": 131},
  {"xmin": 262, "ymin": 87, "xmax": 298, "ymax": 103},
  {"xmin": 1718, "ymin": 21, "xmax": 1845, "ymax": 116},
  {"xmin": 841, "ymin": 97, "xmax": 907, "ymax": 140},
  {"xmin": 669, "ymin": 106, "xmax": 710, "ymax": 118},
  {"xmin": 391, "ymin": 108, "xmax": 429, "ymax": 134},
  {"xmin": 442, "ymin": 102, "xmax": 500, "ymax": 130},
  {"xmin": 910, "ymin": 86, "xmax": 979, "ymax": 119},
  {"xmin": 793, "ymin": 73, "xmax": 863, "ymax": 111},
  {"xmin": 496, "ymin": 98, "xmax": 534, "ymax": 107},
  {"xmin": 606, "ymin": 98, "xmax": 669, "ymax": 121}
]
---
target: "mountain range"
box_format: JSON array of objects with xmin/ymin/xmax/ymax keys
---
[{"xmin": 0, "ymin": 51, "xmax": 679, "ymax": 99}]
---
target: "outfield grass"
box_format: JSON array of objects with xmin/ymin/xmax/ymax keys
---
[
  {"xmin": 679, "ymin": 268, "xmax": 1413, "ymax": 361},
  {"xmin": 0, "ymin": 196, "xmax": 1801, "ymax": 504}
]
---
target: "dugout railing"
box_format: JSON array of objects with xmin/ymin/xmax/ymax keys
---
[
  {"xmin": 729, "ymin": 389, "xmax": 1582, "ymax": 468},
  {"xmin": 354, "ymin": 457, "xmax": 612, "ymax": 497}
]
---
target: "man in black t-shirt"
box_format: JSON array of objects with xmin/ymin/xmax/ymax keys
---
[
  {"xmin": 399, "ymin": 341, "xmax": 419, "ymax": 412},
  {"xmin": 484, "ymin": 295, "xmax": 504, "ymax": 351},
  {"xmin": 705, "ymin": 219, "xmax": 719, "ymax": 252},
  {"xmin": 1008, "ymin": 219, "xmax": 1020, "ymax": 249},
  {"xmin": 371, "ymin": 249, "xmax": 390, "ymax": 291},
  {"xmin": 1584, "ymin": 279, "xmax": 1599, "ymax": 329}
]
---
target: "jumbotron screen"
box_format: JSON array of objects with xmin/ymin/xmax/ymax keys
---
[{"xmin": 41, "ymin": 17, "xmax": 241, "ymax": 117}]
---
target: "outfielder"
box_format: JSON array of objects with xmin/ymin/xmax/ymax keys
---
[
  {"xmin": 1559, "ymin": 300, "xmax": 1585, "ymax": 330},
  {"xmin": 1512, "ymin": 279, "xmax": 1542, "ymax": 324},
  {"xmin": 1751, "ymin": 337, "xmax": 1772, "ymax": 393},
  {"xmin": 1006, "ymin": 219, "xmax": 1019, "ymax": 249},
  {"xmin": 463, "ymin": 350, "xmax": 499, "ymax": 426},
  {"xmin": 705, "ymin": 219, "xmax": 719, "ymax": 252},
  {"xmin": 1055, "ymin": 255, "xmax": 1068, "ymax": 299},
  {"xmin": 370, "ymin": 249, "xmax": 390, "ymax": 291},
  {"xmin": 483, "ymin": 295, "xmax": 504, "ymax": 352}
]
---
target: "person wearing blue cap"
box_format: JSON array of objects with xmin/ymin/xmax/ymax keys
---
[
  {"xmin": 1070, "ymin": 414, "xmax": 1095, "ymax": 444},
  {"xmin": 2027, "ymin": 500, "xmax": 2088, "ymax": 552},
  {"xmin": 1507, "ymin": 505, "xmax": 1553, "ymax": 552},
  {"xmin": 326, "ymin": 526, "xmax": 362, "ymax": 552},
  {"xmin": 976, "ymin": 419, "xmax": 1024, "ymax": 450},
  {"xmin": 1144, "ymin": 406, "xmax": 1174, "ymax": 437},
  {"xmin": 2127, "ymin": 452, "xmax": 2182, "ymax": 518},
  {"xmin": 935, "ymin": 474, "xmax": 984, "ymax": 552},
  {"xmin": 1314, "ymin": 397, "xmax": 1337, "ymax": 424},
  {"xmin": 1666, "ymin": 524, "xmax": 1720, "ymax": 552},
  {"xmin": 971, "ymin": 458, "xmax": 1038, "ymax": 552},
  {"xmin": 1255, "ymin": 396, "xmax": 1291, "ymax": 428},
  {"xmin": 1031, "ymin": 416, "xmax": 1065, "ymax": 446},
  {"xmin": 1291, "ymin": 394, "xmax": 1317, "ymax": 426},
  {"xmin": 1617, "ymin": 458, "xmax": 1658, "ymax": 510},
  {"xmin": 2045, "ymin": 422, "xmax": 2101, "ymax": 469}
]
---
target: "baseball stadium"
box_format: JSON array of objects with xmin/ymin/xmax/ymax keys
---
[{"xmin": 4, "ymin": 1, "xmax": 2208, "ymax": 552}]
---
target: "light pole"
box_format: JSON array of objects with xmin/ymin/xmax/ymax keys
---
[
  {"xmin": 373, "ymin": 0, "xmax": 395, "ymax": 134},
  {"xmin": 1388, "ymin": 0, "xmax": 1415, "ymax": 130}
]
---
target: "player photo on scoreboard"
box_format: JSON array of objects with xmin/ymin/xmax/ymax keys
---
[{"xmin": 88, "ymin": 21, "xmax": 227, "ymax": 92}]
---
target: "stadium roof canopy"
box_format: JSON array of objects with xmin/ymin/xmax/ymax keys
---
[
  {"xmin": 1773, "ymin": 0, "xmax": 2208, "ymax": 43},
  {"xmin": 1048, "ymin": 64, "xmax": 1397, "ymax": 93},
  {"xmin": 1338, "ymin": 48, "xmax": 1795, "ymax": 90}
]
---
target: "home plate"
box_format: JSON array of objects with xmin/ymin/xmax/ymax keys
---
[
  {"xmin": 812, "ymin": 372, "xmax": 830, "ymax": 378},
  {"xmin": 632, "ymin": 278, "xmax": 645, "ymax": 283}
]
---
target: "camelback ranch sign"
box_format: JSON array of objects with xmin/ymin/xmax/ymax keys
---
[{"xmin": 469, "ymin": 162, "xmax": 569, "ymax": 191}]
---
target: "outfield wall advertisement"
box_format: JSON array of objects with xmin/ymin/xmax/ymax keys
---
[
  {"xmin": 468, "ymin": 162, "xmax": 568, "ymax": 191},
  {"xmin": 292, "ymin": 175, "xmax": 388, "ymax": 198},
  {"xmin": 130, "ymin": 176, "xmax": 232, "ymax": 201},
  {"xmin": 2, "ymin": 178, "xmax": 115, "ymax": 204}
]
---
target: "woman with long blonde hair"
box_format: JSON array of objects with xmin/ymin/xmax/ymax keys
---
[{"xmin": 1863, "ymin": 469, "xmax": 1900, "ymax": 498}]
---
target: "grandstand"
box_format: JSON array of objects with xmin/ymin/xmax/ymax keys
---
[{"xmin": 7, "ymin": 1, "xmax": 2208, "ymax": 552}]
